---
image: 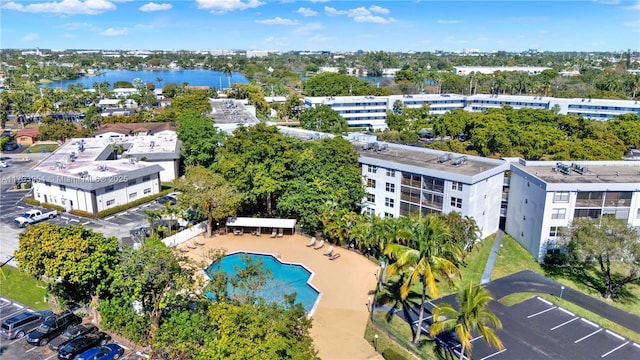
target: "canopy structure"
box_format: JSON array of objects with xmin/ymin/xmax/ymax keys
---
[{"xmin": 225, "ymin": 217, "xmax": 297, "ymax": 236}]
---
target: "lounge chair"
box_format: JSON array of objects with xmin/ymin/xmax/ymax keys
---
[
  {"xmin": 194, "ymin": 239, "xmax": 205, "ymax": 246},
  {"xmin": 186, "ymin": 242, "xmax": 197, "ymax": 249},
  {"xmin": 323, "ymin": 245, "xmax": 334, "ymax": 256},
  {"xmin": 234, "ymin": 228, "xmax": 243, "ymax": 236},
  {"xmin": 277, "ymin": 228, "xmax": 284, "ymax": 238},
  {"xmin": 329, "ymin": 253, "xmax": 341, "ymax": 260},
  {"xmin": 305, "ymin": 237, "xmax": 316, "ymax": 247},
  {"xmin": 313, "ymin": 240, "xmax": 325, "ymax": 250},
  {"xmin": 270, "ymin": 229, "xmax": 277, "ymax": 238},
  {"xmin": 177, "ymin": 246, "xmax": 189, "ymax": 253}
]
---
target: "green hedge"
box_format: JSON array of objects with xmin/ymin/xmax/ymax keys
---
[
  {"xmin": 95, "ymin": 189, "xmax": 172, "ymax": 219},
  {"xmin": 69, "ymin": 209, "xmax": 95, "ymax": 219},
  {"xmin": 23, "ymin": 198, "xmax": 65, "ymax": 212},
  {"xmin": 382, "ymin": 349, "xmax": 408, "ymax": 360}
]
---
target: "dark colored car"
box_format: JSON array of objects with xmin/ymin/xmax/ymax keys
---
[
  {"xmin": 156, "ymin": 193, "xmax": 178, "ymax": 205},
  {"xmin": 0, "ymin": 310, "xmax": 53, "ymax": 339},
  {"xmin": 48, "ymin": 324, "xmax": 98, "ymax": 351},
  {"xmin": 57, "ymin": 332, "xmax": 112, "ymax": 360},
  {"xmin": 73, "ymin": 343, "xmax": 125, "ymax": 360},
  {"xmin": 27, "ymin": 310, "xmax": 81, "ymax": 346},
  {"xmin": 4, "ymin": 141, "xmax": 18, "ymax": 151}
]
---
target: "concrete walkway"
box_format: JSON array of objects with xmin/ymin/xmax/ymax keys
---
[{"xmin": 480, "ymin": 230, "xmax": 503, "ymax": 284}]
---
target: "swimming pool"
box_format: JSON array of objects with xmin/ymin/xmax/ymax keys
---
[{"xmin": 206, "ymin": 252, "xmax": 321, "ymax": 315}]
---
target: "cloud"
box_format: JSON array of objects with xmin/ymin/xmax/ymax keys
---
[
  {"xmin": 256, "ymin": 17, "xmax": 299, "ymax": 25},
  {"xmin": 61, "ymin": 33, "xmax": 79, "ymax": 38},
  {"xmin": 592, "ymin": 0, "xmax": 620, "ymax": 4},
  {"xmin": 623, "ymin": 20, "xmax": 640, "ymax": 27},
  {"xmin": 293, "ymin": 22, "xmax": 325, "ymax": 35},
  {"xmin": 437, "ymin": 20, "xmax": 461, "ymax": 24},
  {"xmin": 196, "ymin": 0, "xmax": 264, "ymax": 14},
  {"xmin": 2, "ymin": 0, "xmax": 116, "ymax": 15},
  {"xmin": 310, "ymin": 0, "xmax": 329, "ymax": 3},
  {"xmin": 59, "ymin": 22, "xmax": 101, "ymax": 31},
  {"xmin": 294, "ymin": 7, "xmax": 317, "ymax": 17},
  {"xmin": 100, "ymin": 27, "xmax": 128, "ymax": 36},
  {"xmin": 324, "ymin": 5, "xmax": 394, "ymax": 24},
  {"xmin": 625, "ymin": 1, "xmax": 640, "ymax": 10},
  {"xmin": 21, "ymin": 33, "xmax": 39, "ymax": 41},
  {"xmin": 139, "ymin": 2, "xmax": 172, "ymax": 12}
]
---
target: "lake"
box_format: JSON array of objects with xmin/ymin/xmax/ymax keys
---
[{"xmin": 43, "ymin": 69, "xmax": 249, "ymax": 89}]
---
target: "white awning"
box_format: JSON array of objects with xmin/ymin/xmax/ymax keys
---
[{"xmin": 225, "ymin": 217, "xmax": 297, "ymax": 229}]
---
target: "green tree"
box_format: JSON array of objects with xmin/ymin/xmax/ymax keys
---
[
  {"xmin": 430, "ymin": 282, "xmax": 504, "ymax": 360},
  {"xmin": 39, "ymin": 119, "xmax": 80, "ymax": 143},
  {"xmin": 562, "ymin": 217, "xmax": 640, "ymax": 300},
  {"xmin": 303, "ymin": 72, "xmax": 380, "ymax": 96},
  {"xmin": 175, "ymin": 166, "xmax": 243, "ymax": 238},
  {"xmin": 298, "ymin": 105, "xmax": 348, "ymax": 134},
  {"xmin": 108, "ymin": 238, "xmax": 196, "ymax": 338},
  {"xmin": 15, "ymin": 223, "xmax": 119, "ymax": 317},
  {"xmin": 176, "ymin": 111, "xmax": 226, "ymax": 168},
  {"xmin": 171, "ymin": 90, "xmax": 212, "ymax": 115},
  {"xmin": 383, "ymin": 215, "xmax": 460, "ymax": 344},
  {"xmin": 33, "ymin": 96, "xmax": 54, "ymax": 120}
]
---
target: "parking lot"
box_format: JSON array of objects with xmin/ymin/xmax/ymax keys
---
[
  {"xmin": 0, "ymin": 297, "xmax": 148, "ymax": 360},
  {"xmin": 404, "ymin": 296, "xmax": 640, "ymax": 360},
  {"xmin": 0, "ymin": 154, "xmax": 166, "ymax": 266}
]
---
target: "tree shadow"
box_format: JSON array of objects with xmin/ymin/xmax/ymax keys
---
[{"xmin": 376, "ymin": 274, "xmax": 424, "ymax": 340}]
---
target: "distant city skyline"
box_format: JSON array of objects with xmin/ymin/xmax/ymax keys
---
[{"xmin": 1, "ymin": 0, "xmax": 639, "ymax": 52}]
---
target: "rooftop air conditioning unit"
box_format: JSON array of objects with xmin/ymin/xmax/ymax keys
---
[
  {"xmin": 452, "ymin": 156, "xmax": 468, "ymax": 166},
  {"xmin": 438, "ymin": 153, "xmax": 453, "ymax": 163}
]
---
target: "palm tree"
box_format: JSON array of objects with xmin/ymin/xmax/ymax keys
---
[
  {"xmin": 33, "ymin": 96, "xmax": 54, "ymax": 121},
  {"xmin": 383, "ymin": 215, "xmax": 460, "ymax": 344},
  {"xmin": 430, "ymin": 282, "xmax": 504, "ymax": 360}
]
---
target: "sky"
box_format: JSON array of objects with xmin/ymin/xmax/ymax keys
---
[{"xmin": 1, "ymin": 0, "xmax": 639, "ymax": 52}]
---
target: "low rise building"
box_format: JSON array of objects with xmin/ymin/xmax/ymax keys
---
[
  {"xmin": 15, "ymin": 128, "xmax": 39, "ymax": 147},
  {"xmin": 505, "ymin": 159, "xmax": 640, "ymax": 261}
]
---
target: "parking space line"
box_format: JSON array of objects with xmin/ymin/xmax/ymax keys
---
[
  {"xmin": 412, "ymin": 315, "xmax": 432, "ymax": 325},
  {"xmin": 536, "ymin": 297, "xmax": 553, "ymax": 306},
  {"xmin": 550, "ymin": 317, "xmax": 579, "ymax": 330},
  {"xmin": 557, "ymin": 307, "xmax": 574, "ymax": 316},
  {"xmin": 17, "ymin": 205, "xmax": 25, "ymax": 209},
  {"xmin": 479, "ymin": 348, "xmax": 507, "ymax": 360},
  {"xmin": 82, "ymin": 221, "xmax": 90, "ymax": 225},
  {"xmin": 601, "ymin": 342, "xmax": 629, "ymax": 357},
  {"xmin": 104, "ymin": 216, "xmax": 115, "ymax": 221},
  {"xmin": 470, "ymin": 335, "xmax": 484, "ymax": 342},
  {"xmin": 605, "ymin": 329, "xmax": 625, "ymax": 341},
  {"xmin": 1, "ymin": 306, "xmax": 25, "ymax": 320},
  {"xmin": 634, "ymin": 343, "xmax": 640, "ymax": 349},
  {"xmin": 60, "ymin": 216, "xmax": 69, "ymax": 220},
  {"xmin": 10, "ymin": 337, "xmax": 24, "ymax": 345},
  {"xmin": 70, "ymin": 218, "xmax": 79, "ymax": 222},
  {"xmin": 575, "ymin": 328, "xmax": 602, "ymax": 343},
  {"xmin": 527, "ymin": 306, "xmax": 557, "ymax": 318},
  {"xmin": 44, "ymin": 353, "xmax": 58, "ymax": 360},
  {"xmin": 581, "ymin": 318, "xmax": 599, "ymax": 328},
  {"xmin": 25, "ymin": 346, "xmax": 39, "ymax": 353}
]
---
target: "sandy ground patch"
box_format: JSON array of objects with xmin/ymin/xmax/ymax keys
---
[{"xmin": 182, "ymin": 233, "xmax": 383, "ymax": 360}]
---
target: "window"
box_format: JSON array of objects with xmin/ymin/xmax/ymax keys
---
[
  {"xmin": 549, "ymin": 226, "xmax": 565, "ymax": 237},
  {"xmin": 423, "ymin": 176, "xmax": 444, "ymax": 193},
  {"xmin": 384, "ymin": 212, "xmax": 394, "ymax": 218},
  {"xmin": 366, "ymin": 193, "xmax": 375, "ymax": 203},
  {"xmin": 59, "ymin": 185, "xmax": 66, "ymax": 192},
  {"xmin": 367, "ymin": 179, "xmax": 376, "ymax": 188},
  {"xmin": 142, "ymin": 175, "xmax": 151, "ymax": 182},
  {"xmin": 450, "ymin": 197, "xmax": 462, "ymax": 209},
  {"xmin": 106, "ymin": 199, "xmax": 115, "ymax": 206},
  {"xmin": 144, "ymin": 188, "xmax": 152, "ymax": 195},
  {"xmin": 385, "ymin": 183, "xmax": 395, "ymax": 193},
  {"xmin": 452, "ymin": 181, "xmax": 463, "ymax": 191},
  {"xmin": 386, "ymin": 169, "xmax": 395, "ymax": 177},
  {"xmin": 365, "ymin": 208, "xmax": 375, "ymax": 215},
  {"xmin": 105, "ymin": 185, "xmax": 114, "ymax": 192},
  {"xmin": 553, "ymin": 191, "xmax": 570, "ymax": 203},
  {"xmin": 128, "ymin": 179, "xmax": 137, "ymax": 186},
  {"xmin": 551, "ymin": 208, "xmax": 566, "ymax": 219},
  {"xmin": 45, "ymin": 182, "xmax": 51, "ymax": 187},
  {"xmin": 129, "ymin": 192, "xmax": 137, "ymax": 199},
  {"xmin": 385, "ymin": 197, "xmax": 395, "ymax": 208},
  {"xmin": 367, "ymin": 165, "xmax": 377, "ymax": 173}
]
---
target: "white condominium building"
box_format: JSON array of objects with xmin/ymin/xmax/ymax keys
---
[
  {"xmin": 303, "ymin": 94, "xmax": 640, "ymax": 129},
  {"xmin": 505, "ymin": 159, "xmax": 640, "ymax": 261},
  {"xmin": 349, "ymin": 133, "xmax": 509, "ymax": 239}
]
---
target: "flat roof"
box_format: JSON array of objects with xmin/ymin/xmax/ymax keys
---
[
  {"xmin": 210, "ymin": 99, "xmax": 260, "ymax": 124},
  {"xmin": 28, "ymin": 135, "xmax": 178, "ymax": 189},
  {"xmin": 511, "ymin": 159, "xmax": 640, "ymax": 184}
]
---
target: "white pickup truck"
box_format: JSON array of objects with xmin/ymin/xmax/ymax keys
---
[{"xmin": 14, "ymin": 209, "xmax": 58, "ymax": 228}]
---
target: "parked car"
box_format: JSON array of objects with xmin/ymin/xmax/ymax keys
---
[
  {"xmin": 156, "ymin": 192, "xmax": 179, "ymax": 205},
  {"xmin": 49, "ymin": 324, "xmax": 98, "ymax": 351},
  {"xmin": 4, "ymin": 141, "xmax": 18, "ymax": 151},
  {"xmin": 27, "ymin": 310, "xmax": 81, "ymax": 346},
  {"xmin": 58, "ymin": 332, "xmax": 112, "ymax": 359},
  {"xmin": 73, "ymin": 343, "xmax": 125, "ymax": 360},
  {"xmin": 0, "ymin": 310, "xmax": 53, "ymax": 339},
  {"xmin": 15, "ymin": 209, "xmax": 58, "ymax": 228}
]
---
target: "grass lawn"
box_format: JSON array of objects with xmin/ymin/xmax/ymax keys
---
[
  {"xmin": 368, "ymin": 310, "xmax": 438, "ymax": 359},
  {"xmin": 490, "ymin": 233, "xmax": 543, "ymax": 280},
  {"xmin": 0, "ymin": 265, "xmax": 51, "ymax": 310},
  {"xmin": 499, "ymin": 292, "xmax": 640, "ymax": 343},
  {"xmin": 25, "ymin": 143, "xmax": 60, "ymax": 153}
]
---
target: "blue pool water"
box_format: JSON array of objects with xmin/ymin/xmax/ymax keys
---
[{"xmin": 206, "ymin": 252, "xmax": 320, "ymax": 314}]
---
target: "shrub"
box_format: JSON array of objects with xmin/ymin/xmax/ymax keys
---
[
  {"xmin": 25, "ymin": 197, "xmax": 41, "ymax": 206},
  {"xmin": 95, "ymin": 189, "xmax": 172, "ymax": 219},
  {"xmin": 382, "ymin": 349, "xmax": 408, "ymax": 360},
  {"xmin": 544, "ymin": 252, "xmax": 569, "ymax": 266},
  {"xmin": 69, "ymin": 209, "xmax": 95, "ymax": 219},
  {"xmin": 41, "ymin": 203, "xmax": 65, "ymax": 212}
]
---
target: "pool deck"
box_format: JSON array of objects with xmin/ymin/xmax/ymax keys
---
[{"xmin": 185, "ymin": 233, "xmax": 383, "ymax": 360}]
